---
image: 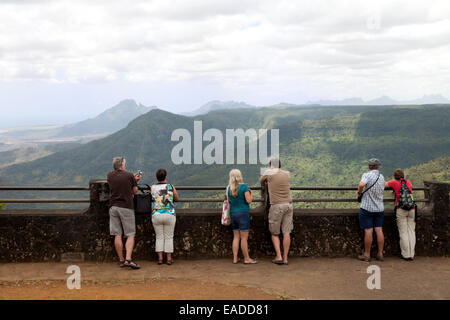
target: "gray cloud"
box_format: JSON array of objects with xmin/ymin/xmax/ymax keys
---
[{"xmin": 0, "ymin": 0, "xmax": 449, "ymax": 102}]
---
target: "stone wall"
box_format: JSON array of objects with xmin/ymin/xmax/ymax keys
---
[{"xmin": 0, "ymin": 180, "xmax": 447, "ymax": 262}]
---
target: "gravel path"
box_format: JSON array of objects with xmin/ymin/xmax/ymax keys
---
[{"xmin": 0, "ymin": 257, "xmax": 449, "ymax": 299}]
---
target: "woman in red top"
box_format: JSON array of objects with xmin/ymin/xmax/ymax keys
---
[{"xmin": 385, "ymin": 169, "xmax": 415, "ymax": 261}]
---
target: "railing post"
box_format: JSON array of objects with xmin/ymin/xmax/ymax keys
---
[
  {"xmin": 89, "ymin": 179, "xmax": 110, "ymax": 216},
  {"xmin": 423, "ymin": 181, "xmax": 449, "ymax": 255},
  {"xmin": 260, "ymin": 181, "xmax": 270, "ymax": 213}
]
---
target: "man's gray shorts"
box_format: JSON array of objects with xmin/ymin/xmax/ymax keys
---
[{"xmin": 109, "ymin": 206, "xmax": 136, "ymax": 237}]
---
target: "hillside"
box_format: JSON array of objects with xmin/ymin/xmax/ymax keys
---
[
  {"xmin": 0, "ymin": 142, "xmax": 81, "ymax": 169},
  {"xmin": 0, "ymin": 100, "xmax": 154, "ymax": 167},
  {"xmin": 0, "ymin": 99, "xmax": 154, "ymax": 142},
  {"xmin": 0, "ymin": 104, "xmax": 449, "ymax": 209},
  {"xmin": 55, "ymin": 99, "xmax": 155, "ymax": 137},
  {"xmin": 403, "ymin": 156, "xmax": 450, "ymax": 185},
  {"xmin": 0, "ymin": 104, "xmax": 398, "ymax": 185}
]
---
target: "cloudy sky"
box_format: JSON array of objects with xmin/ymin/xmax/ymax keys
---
[{"xmin": 1, "ymin": 0, "xmax": 450, "ymax": 126}]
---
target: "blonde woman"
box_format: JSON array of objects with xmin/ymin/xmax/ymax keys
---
[{"xmin": 227, "ymin": 169, "xmax": 258, "ymax": 264}]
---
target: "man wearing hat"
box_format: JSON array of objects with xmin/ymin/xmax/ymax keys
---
[{"xmin": 357, "ymin": 158, "xmax": 385, "ymax": 262}]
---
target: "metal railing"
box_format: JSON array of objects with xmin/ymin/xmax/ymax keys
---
[
  {"xmin": 165, "ymin": 186, "xmax": 429, "ymax": 203},
  {"xmin": 0, "ymin": 186, "xmax": 90, "ymax": 203},
  {"xmin": 290, "ymin": 186, "xmax": 429, "ymax": 203},
  {"xmin": 0, "ymin": 185, "xmax": 429, "ymax": 204},
  {"xmin": 140, "ymin": 185, "xmax": 265, "ymax": 203}
]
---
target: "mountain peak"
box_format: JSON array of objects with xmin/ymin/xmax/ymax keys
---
[
  {"xmin": 56, "ymin": 100, "xmax": 155, "ymax": 137},
  {"xmin": 308, "ymin": 94, "xmax": 450, "ymax": 106},
  {"xmin": 184, "ymin": 100, "xmax": 254, "ymax": 116},
  {"xmin": 117, "ymin": 98, "xmax": 138, "ymax": 105},
  {"xmin": 107, "ymin": 99, "xmax": 139, "ymax": 112}
]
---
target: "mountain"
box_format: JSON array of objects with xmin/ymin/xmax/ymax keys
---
[
  {"xmin": 307, "ymin": 97, "xmax": 366, "ymax": 106},
  {"xmin": 55, "ymin": 99, "xmax": 155, "ymax": 137},
  {"xmin": 405, "ymin": 94, "xmax": 450, "ymax": 105},
  {"xmin": 0, "ymin": 100, "xmax": 154, "ymax": 141},
  {"xmin": 0, "ymin": 99, "xmax": 156, "ymax": 164},
  {"xmin": 183, "ymin": 100, "xmax": 254, "ymax": 116},
  {"xmin": 366, "ymin": 95, "xmax": 398, "ymax": 105},
  {"xmin": 2, "ymin": 104, "xmax": 450, "ymax": 211},
  {"xmin": 182, "ymin": 95, "xmax": 450, "ymax": 116},
  {"xmin": 1, "ymin": 104, "xmax": 449, "ymax": 190},
  {"xmin": 307, "ymin": 94, "xmax": 450, "ymax": 106}
]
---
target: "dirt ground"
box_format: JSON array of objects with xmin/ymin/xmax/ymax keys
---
[
  {"xmin": 0, "ymin": 279, "xmax": 277, "ymax": 300},
  {"xmin": 0, "ymin": 257, "xmax": 449, "ymax": 300}
]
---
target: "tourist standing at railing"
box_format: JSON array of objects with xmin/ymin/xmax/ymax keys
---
[
  {"xmin": 259, "ymin": 158, "xmax": 293, "ymax": 265},
  {"xmin": 357, "ymin": 158, "xmax": 386, "ymax": 262},
  {"xmin": 227, "ymin": 169, "xmax": 258, "ymax": 264},
  {"xmin": 150, "ymin": 168, "xmax": 178, "ymax": 265},
  {"xmin": 385, "ymin": 169, "xmax": 416, "ymax": 261},
  {"xmin": 107, "ymin": 157, "xmax": 141, "ymax": 269}
]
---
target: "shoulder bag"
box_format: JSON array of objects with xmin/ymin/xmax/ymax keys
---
[
  {"xmin": 221, "ymin": 185, "xmax": 231, "ymax": 226},
  {"xmin": 358, "ymin": 172, "xmax": 381, "ymax": 203}
]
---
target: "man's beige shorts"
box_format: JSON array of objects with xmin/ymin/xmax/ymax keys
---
[
  {"xmin": 109, "ymin": 206, "xmax": 136, "ymax": 237},
  {"xmin": 268, "ymin": 203, "xmax": 294, "ymax": 235}
]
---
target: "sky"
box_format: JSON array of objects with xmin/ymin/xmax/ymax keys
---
[{"xmin": 1, "ymin": 0, "xmax": 450, "ymax": 127}]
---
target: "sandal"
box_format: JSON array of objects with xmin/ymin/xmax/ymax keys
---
[
  {"xmin": 232, "ymin": 259, "xmax": 241, "ymax": 264},
  {"xmin": 157, "ymin": 260, "xmax": 164, "ymax": 265},
  {"xmin": 166, "ymin": 259, "xmax": 173, "ymax": 266},
  {"xmin": 272, "ymin": 259, "xmax": 284, "ymax": 265},
  {"xmin": 124, "ymin": 259, "xmax": 140, "ymax": 270},
  {"xmin": 376, "ymin": 255, "xmax": 384, "ymax": 262},
  {"xmin": 358, "ymin": 254, "xmax": 371, "ymax": 262},
  {"xmin": 119, "ymin": 260, "xmax": 126, "ymax": 268},
  {"xmin": 244, "ymin": 260, "xmax": 258, "ymax": 264}
]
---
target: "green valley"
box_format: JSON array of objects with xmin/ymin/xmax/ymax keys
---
[{"xmin": 0, "ymin": 104, "xmax": 449, "ymax": 209}]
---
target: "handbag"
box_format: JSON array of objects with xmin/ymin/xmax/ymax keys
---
[
  {"xmin": 358, "ymin": 172, "xmax": 380, "ymax": 203},
  {"xmin": 221, "ymin": 185, "xmax": 231, "ymax": 226},
  {"xmin": 133, "ymin": 184, "xmax": 153, "ymax": 214}
]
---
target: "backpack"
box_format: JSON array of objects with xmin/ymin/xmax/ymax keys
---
[
  {"xmin": 133, "ymin": 184, "xmax": 153, "ymax": 214},
  {"xmin": 397, "ymin": 179, "xmax": 415, "ymax": 210}
]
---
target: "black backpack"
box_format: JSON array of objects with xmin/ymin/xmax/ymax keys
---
[
  {"xmin": 133, "ymin": 184, "xmax": 153, "ymax": 214},
  {"xmin": 397, "ymin": 179, "xmax": 415, "ymax": 210}
]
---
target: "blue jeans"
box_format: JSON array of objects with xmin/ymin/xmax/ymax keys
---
[{"xmin": 230, "ymin": 211, "xmax": 250, "ymax": 232}]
